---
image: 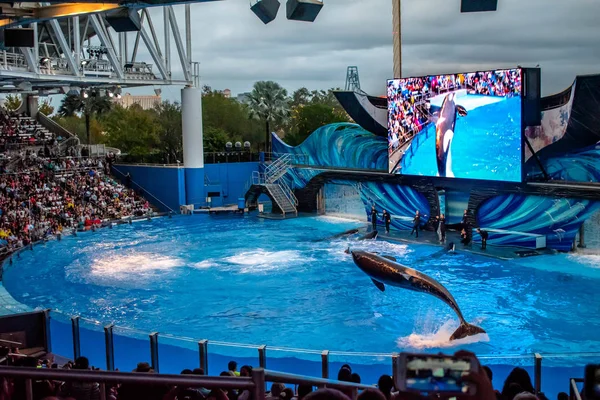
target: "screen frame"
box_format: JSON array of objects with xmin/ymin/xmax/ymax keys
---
[{"xmin": 386, "ymin": 67, "xmax": 524, "ymax": 184}]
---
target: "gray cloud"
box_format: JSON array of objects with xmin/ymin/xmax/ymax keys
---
[{"xmin": 129, "ymin": 0, "xmax": 599, "ymax": 101}]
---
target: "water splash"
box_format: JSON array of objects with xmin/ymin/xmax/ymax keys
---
[
  {"xmin": 224, "ymin": 250, "xmax": 315, "ymax": 274},
  {"xmin": 397, "ymin": 320, "xmax": 489, "ymax": 350},
  {"xmin": 89, "ymin": 253, "xmax": 184, "ymax": 278}
]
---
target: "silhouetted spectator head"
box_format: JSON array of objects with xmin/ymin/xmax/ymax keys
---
[
  {"xmin": 351, "ymin": 373, "xmax": 361, "ymax": 384},
  {"xmin": 503, "ymin": 383, "xmax": 525, "ymax": 400},
  {"xmin": 240, "ymin": 365, "xmax": 253, "ymax": 377},
  {"xmin": 377, "ymin": 375, "xmax": 394, "ymax": 400},
  {"xmin": 298, "ymin": 384, "xmax": 313, "ymax": 400},
  {"xmin": 133, "ymin": 361, "xmax": 153, "ymax": 373},
  {"xmin": 181, "ymin": 369, "xmax": 193, "ymax": 374},
  {"xmin": 557, "ymin": 392, "xmax": 568, "ymax": 400},
  {"xmin": 280, "ymin": 388, "xmax": 294, "ymax": 400},
  {"xmin": 192, "ymin": 368, "xmax": 204, "ymax": 375},
  {"xmin": 338, "ymin": 366, "xmax": 352, "ymax": 382},
  {"xmin": 228, "ymin": 361, "xmax": 237, "ymax": 372},
  {"xmin": 74, "ymin": 356, "xmax": 89, "ymax": 370},
  {"xmin": 220, "ymin": 371, "xmax": 235, "ymax": 377},
  {"xmin": 502, "ymin": 367, "xmax": 534, "ymax": 397},
  {"xmin": 305, "ymin": 389, "xmax": 350, "ymax": 400},
  {"xmin": 270, "ymin": 383, "xmax": 286, "ymax": 397},
  {"xmin": 357, "ymin": 389, "xmax": 386, "ymax": 400}
]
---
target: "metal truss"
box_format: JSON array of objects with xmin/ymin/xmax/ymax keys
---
[{"xmin": 0, "ymin": 3, "xmax": 207, "ymax": 93}]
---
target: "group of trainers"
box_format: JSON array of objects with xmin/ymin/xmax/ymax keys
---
[{"xmin": 369, "ymin": 205, "xmax": 489, "ymax": 250}]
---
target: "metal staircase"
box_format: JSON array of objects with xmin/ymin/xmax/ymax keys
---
[{"xmin": 250, "ymin": 154, "xmax": 298, "ymax": 216}]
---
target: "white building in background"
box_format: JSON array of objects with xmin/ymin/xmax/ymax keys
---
[{"xmin": 114, "ymin": 92, "xmax": 161, "ymax": 110}]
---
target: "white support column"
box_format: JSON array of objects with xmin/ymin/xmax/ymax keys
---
[
  {"xmin": 164, "ymin": 8, "xmax": 171, "ymax": 76},
  {"xmin": 73, "ymin": 16, "xmax": 80, "ymax": 67},
  {"xmin": 181, "ymin": 86, "xmax": 204, "ymax": 205}
]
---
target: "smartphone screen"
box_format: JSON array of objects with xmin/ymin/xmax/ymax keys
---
[{"xmin": 404, "ymin": 355, "xmax": 472, "ymax": 393}]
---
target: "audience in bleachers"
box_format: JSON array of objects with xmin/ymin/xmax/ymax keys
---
[{"xmin": 0, "ymin": 111, "xmax": 150, "ymax": 256}]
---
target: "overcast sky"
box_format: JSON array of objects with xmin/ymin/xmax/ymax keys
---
[{"xmin": 122, "ymin": 0, "xmax": 599, "ymax": 101}]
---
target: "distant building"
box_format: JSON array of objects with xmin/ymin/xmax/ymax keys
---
[
  {"xmin": 114, "ymin": 92, "xmax": 161, "ymax": 110},
  {"xmin": 236, "ymin": 92, "xmax": 251, "ymax": 104},
  {"xmin": 222, "ymin": 89, "xmax": 231, "ymax": 98}
]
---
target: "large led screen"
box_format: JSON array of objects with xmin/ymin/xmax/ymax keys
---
[{"xmin": 387, "ymin": 68, "xmax": 522, "ymax": 182}]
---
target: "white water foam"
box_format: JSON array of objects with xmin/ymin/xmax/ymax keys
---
[
  {"xmin": 567, "ymin": 254, "xmax": 600, "ymax": 269},
  {"xmin": 194, "ymin": 260, "xmax": 219, "ymax": 269},
  {"xmin": 224, "ymin": 249, "xmax": 314, "ymax": 274},
  {"xmin": 397, "ymin": 320, "xmax": 489, "ymax": 350},
  {"xmin": 315, "ymin": 215, "xmax": 365, "ymax": 225},
  {"xmin": 90, "ymin": 253, "xmax": 184, "ymax": 278}
]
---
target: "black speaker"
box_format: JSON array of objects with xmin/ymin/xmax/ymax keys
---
[
  {"xmin": 105, "ymin": 8, "xmax": 141, "ymax": 32},
  {"xmin": 460, "ymin": 0, "xmax": 498, "ymax": 12},
  {"xmin": 523, "ymin": 67, "xmax": 542, "ymax": 126},
  {"xmin": 286, "ymin": 0, "xmax": 323, "ymax": 22},
  {"xmin": 251, "ymin": 0, "xmax": 280, "ymax": 24},
  {"xmin": 4, "ymin": 28, "xmax": 34, "ymax": 48}
]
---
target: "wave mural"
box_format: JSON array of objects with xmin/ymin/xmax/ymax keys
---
[
  {"xmin": 272, "ymin": 123, "xmax": 388, "ymax": 171},
  {"xmin": 476, "ymin": 194, "xmax": 600, "ymax": 251},
  {"xmin": 532, "ymin": 143, "xmax": 600, "ymax": 183}
]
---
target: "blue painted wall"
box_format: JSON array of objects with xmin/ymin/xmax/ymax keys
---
[
  {"xmin": 112, "ymin": 164, "xmax": 186, "ymax": 212},
  {"xmin": 204, "ymin": 162, "xmax": 259, "ymax": 205}
]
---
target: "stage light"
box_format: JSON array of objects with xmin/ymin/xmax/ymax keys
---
[
  {"xmin": 81, "ymin": 60, "xmax": 88, "ymax": 66},
  {"xmin": 250, "ymin": 0, "xmax": 280, "ymax": 24},
  {"xmin": 80, "ymin": 89, "xmax": 89, "ymax": 99},
  {"xmin": 286, "ymin": 0, "xmax": 323, "ymax": 22},
  {"xmin": 106, "ymin": 89, "xmax": 114, "ymax": 98}
]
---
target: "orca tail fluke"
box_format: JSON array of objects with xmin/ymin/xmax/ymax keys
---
[{"xmin": 449, "ymin": 322, "xmax": 486, "ymax": 341}]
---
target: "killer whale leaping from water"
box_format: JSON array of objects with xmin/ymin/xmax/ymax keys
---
[
  {"xmin": 351, "ymin": 250, "xmax": 485, "ymax": 341},
  {"xmin": 435, "ymin": 92, "xmax": 468, "ymax": 178}
]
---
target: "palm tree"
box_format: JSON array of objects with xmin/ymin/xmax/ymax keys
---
[
  {"xmin": 247, "ymin": 81, "xmax": 290, "ymax": 153},
  {"xmin": 58, "ymin": 93, "xmax": 112, "ymax": 145}
]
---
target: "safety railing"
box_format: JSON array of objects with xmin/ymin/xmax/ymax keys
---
[
  {"xmin": 111, "ymin": 165, "xmax": 176, "ymax": 213},
  {"xmin": 59, "ymin": 312, "xmax": 560, "ymax": 396},
  {"xmin": 278, "ymin": 177, "xmax": 298, "ymax": 207},
  {"xmin": 0, "ymin": 365, "xmax": 373, "ymax": 400},
  {"xmin": 570, "ymin": 378, "xmax": 584, "ymax": 400}
]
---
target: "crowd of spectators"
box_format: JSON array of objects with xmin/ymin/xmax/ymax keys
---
[
  {"xmin": 386, "ymin": 69, "xmax": 522, "ymax": 154},
  {"xmin": 0, "ymin": 111, "xmax": 63, "ymax": 155},
  {"xmin": 0, "ymin": 351, "xmax": 569, "ymax": 400},
  {"xmin": 0, "ymin": 149, "xmax": 151, "ymax": 255}
]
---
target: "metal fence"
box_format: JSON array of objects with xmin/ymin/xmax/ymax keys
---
[{"xmin": 0, "ymin": 364, "xmax": 373, "ymax": 400}]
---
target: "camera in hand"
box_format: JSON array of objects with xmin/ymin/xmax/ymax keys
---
[{"xmin": 396, "ymin": 353, "xmax": 477, "ymax": 395}]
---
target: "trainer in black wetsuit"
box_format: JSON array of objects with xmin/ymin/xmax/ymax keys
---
[
  {"xmin": 460, "ymin": 228, "xmax": 471, "ymax": 246},
  {"xmin": 437, "ymin": 214, "xmax": 446, "ymax": 243},
  {"xmin": 410, "ymin": 210, "xmax": 420, "ymax": 238},
  {"xmin": 383, "ymin": 210, "xmax": 391, "ymax": 234},
  {"xmin": 370, "ymin": 206, "xmax": 378, "ymax": 232},
  {"xmin": 477, "ymin": 228, "xmax": 489, "ymax": 250}
]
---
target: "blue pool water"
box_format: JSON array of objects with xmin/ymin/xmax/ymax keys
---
[
  {"xmin": 3, "ymin": 214, "xmax": 600, "ymax": 363},
  {"xmin": 401, "ymin": 96, "xmax": 522, "ymax": 182}
]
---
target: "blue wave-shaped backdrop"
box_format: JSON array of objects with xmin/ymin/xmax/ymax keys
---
[
  {"xmin": 476, "ymin": 194, "xmax": 600, "ymax": 251},
  {"xmin": 530, "ymin": 143, "xmax": 600, "ymax": 182},
  {"xmin": 273, "ymin": 123, "xmax": 429, "ymax": 228}
]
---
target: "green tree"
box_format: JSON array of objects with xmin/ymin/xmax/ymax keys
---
[
  {"xmin": 291, "ymin": 87, "xmax": 311, "ymax": 108},
  {"xmin": 58, "ymin": 93, "xmax": 112, "ymax": 144},
  {"xmin": 102, "ymin": 104, "xmax": 158, "ymax": 157},
  {"xmin": 247, "ymin": 81, "xmax": 290, "ymax": 153},
  {"xmin": 286, "ymin": 103, "xmax": 350, "ymax": 145},
  {"xmin": 3, "ymin": 94, "xmax": 22, "ymax": 112},
  {"xmin": 204, "ymin": 126, "xmax": 230, "ymax": 153},
  {"xmin": 153, "ymin": 101, "xmax": 183, "ymax": 163},
  {"xmin": 39, "ymin": 99, "xmax": 54, "ymax": 116}
]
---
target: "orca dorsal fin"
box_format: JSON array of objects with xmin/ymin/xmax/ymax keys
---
[
  {"xmin": 456, "ymin": 105, "xmax": 468, "ymax": 117},
  {"xmin": 382, "ymin": 255, "xmax": 397, "ymax": 262},
  {"xmin": 371, "ymin": 279, "xmax": 386, "ymax": 292}
]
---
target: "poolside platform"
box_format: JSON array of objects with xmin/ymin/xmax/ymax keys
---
[
  {"xmin": 195, "ymin": 205, "xmax": 245, "ymax": 214},
  {"xmin": 375, "ymin": 229, "xmax": 556, "ymax": 260},
  {"xmin": 257, "ymin": 212, "xmax": 299, "ymax": 220}
]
